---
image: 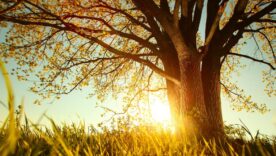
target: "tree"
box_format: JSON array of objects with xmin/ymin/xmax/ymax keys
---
[{"xmin": 0, "ymin": 0, "xmax": 275, "ymax": 138}]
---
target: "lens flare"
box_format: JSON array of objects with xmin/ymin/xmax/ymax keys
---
[{"xmin": 150, "ymin": 98, "xmax": 172, "ymax": 127}]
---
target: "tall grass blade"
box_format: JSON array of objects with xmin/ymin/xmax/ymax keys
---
[{"xmin": 0, "ymin": 59, "xmax": 18, "ymax": 156}]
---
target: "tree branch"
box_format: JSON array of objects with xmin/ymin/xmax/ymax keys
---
[
  {"xmin": 1, "ymin": 11, "xmax": 180, "ymax": 87},
  {"xmin": 227, "ymin": 52, "xmax": 275, "ymax": 70},
  {"xmin": 92, "ymin": 3, "xmax": 152, "ymax": 32},
  {"xmin": 0, "ymin": 15, "xmax": 65, "ymax": 30},
  {"xmin": 222, "ymin": 29, "xmax": 244, "ymax": 55},
  {"xmin": 205, "ymin": 0, "xmax": 228, "ymax": 46},
  {"xmin": 173, "ymin": 0, "xmax": 180, "ymax": 27},
  {"xmin": 191, "ymin": 0, "xmax": 203, "ymax": 44},
  {"xmin": 255, "ymin": 19, "xmax": 276, "ymax": 23},
  {"xmin": 0, "ymin": 0, "xmax": 24, "ymax": 15},
  {"xmin": 160, "ymin": 0, "xmax": 170, "ymax": 13},
  {"xmin": 70, "ymin": 25, "xmax": 181, "ymax": 86},
  {"xmin": 239, "ymin": 2, "xmax": 276, "ymax": 29},
  {"xmin": 181, "ymin": 0, "xmax": 188, "ymax": 17},
  {"xmin": 244, "ymin": 27, "xmax": 276, "ymax": 62},
  {"xmin": 201, "ymin": 0, "xmax": 229, "ymax": 58}
]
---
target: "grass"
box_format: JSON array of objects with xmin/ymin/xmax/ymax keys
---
[
  {"xmin": 0, "ymin": 118, "xmax": 275, "ymax": 156},
  {"xmin": 1, "ymin": 59, "xmax": 276, "ymax": 156}
]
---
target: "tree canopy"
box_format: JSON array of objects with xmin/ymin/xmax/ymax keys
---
[{"xmin": 0, "ymin": 0, "xmax": 275, "ymax": 136}]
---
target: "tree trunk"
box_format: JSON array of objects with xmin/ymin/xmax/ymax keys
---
[
  {"xmin": 160, "ymin": 29, "xmax": 221, "ymax": 138},
  {"xmin": 163, "ymin": 55, "xmax": 209, "ymax": 137},
  {"xmin": 162, "ymin": 50, "xmax": 181, "ymax": 129},
  {"xmin": 160, "ymin": 31, "xmax": 210, "ymax": 137},
  {"xmin": 202, "ymin": 53, "xmax": 225, "ymax": 138},
  {"xmin": 163, "ymin": 54, "xmax": 225, "ymax": 139},
  {"xmin": 178, "ymin": 55, "xmax": 209, "ymax": 137}
]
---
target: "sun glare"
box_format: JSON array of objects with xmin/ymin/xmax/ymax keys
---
[{"xmin": 150, "ymin": 98, "xmax": 172, "ymax": 127}]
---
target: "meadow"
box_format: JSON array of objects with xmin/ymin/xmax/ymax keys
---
[{"xmin": 1, "ymin": 115, "xmax": 276, "ymax": 156}]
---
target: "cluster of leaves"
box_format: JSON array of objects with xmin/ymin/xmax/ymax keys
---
[
  {"xmin": 218, "ymin": 0, "xmax": 275, "ymax": 113},
  {"xmin": 0, "ymin": 0, "xmax": 165, "ymax": 111}
]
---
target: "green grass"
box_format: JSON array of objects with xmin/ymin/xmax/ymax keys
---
[
  {"xmin": 1, "ymin": 59, "xmax": 276, "ymax": 156},
  {"xmin": 0, "ymin": 119, "xmax": 276, "ymax": 156}
]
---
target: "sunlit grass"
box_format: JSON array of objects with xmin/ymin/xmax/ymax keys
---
[
  {"xmin": 1, "ymin": 59, "xmax": 276, "ymax": 155},
  {"xmin": 0, "ymin": 59, "xmax": 18, "ymax": 156},
  {"xmin": 0, "ymin": 117, "xmax": 275, "ymax": 156}
]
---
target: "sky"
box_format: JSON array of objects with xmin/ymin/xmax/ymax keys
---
[{"xmin": 0, "ymin": 1, "xmax": 276, "ymax": 136}]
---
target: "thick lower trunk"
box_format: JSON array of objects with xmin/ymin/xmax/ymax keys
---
[
  {"xmin": 164, "ymin": 58, "xmax": 226, "ymax": 138},
  {"xmin": 162, "ymin": 50, "xmax": 181, "ymax": 128},
  {"xmin": 162, "ymin": 51, "xmax": 216, "ymax": 138},
  {"xmin": 160, "ymin": 33, "xmax": 223, "ymax": 138},
  {"xmin": 202, "ymin": 54, "xmax": 225, "ymax": 138},
  {"xmin": 178, "ymin": 56, "xmax": 209, "ymax": 137}
]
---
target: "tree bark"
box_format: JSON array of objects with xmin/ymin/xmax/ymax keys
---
[
  {"xmin": 160, "ymin": 30, "xmax": 210, "ymax": 137},
  {"xmin": 161, "ymin": 46, "xmax": 225, "ymax": 138},
  {"xmin": 202, "ymin": 53, "xmax": 225, "ymax": 138},
  {"xmin": 178, "ymin": 55, "xmax": 209, "ymax": 137},
  {"xmin": 163, "ymin": 55, "xmax": 210, "ymax": 137},
  {"xmin": 162, "ymin": 49, "xmax": 181, "ymax": 129}
]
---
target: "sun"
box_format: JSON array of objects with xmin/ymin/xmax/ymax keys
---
[{"xmin": 150, "ymin": 97, "xmax": 172, "ymax": 126}]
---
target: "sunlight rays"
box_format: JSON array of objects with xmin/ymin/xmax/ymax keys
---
[{"xmin": 149, "ymin": 96, "xmax": 172, "ymax": 128}]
